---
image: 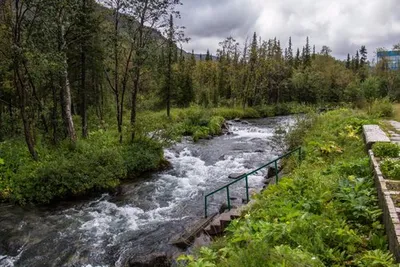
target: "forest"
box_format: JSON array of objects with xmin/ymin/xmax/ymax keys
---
[{"xmin": 0, "ymin": 0, "xmax": 400, "ymax": 204}]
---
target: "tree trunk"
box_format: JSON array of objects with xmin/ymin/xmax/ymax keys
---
[
  {"xmin": 80, "ymin": 0, "xmax": 88, "ymax": 138},
  {"xmin": 12, "ymin": 0, "xmax": 38, "ymax": 160},
  {"xmin": 80, "ymin": 46, "xmax": 88, "ymax": 138},
  {"xmin": 131, "ymin": 68, "xmax": 140, "ymax": 141},
  {"xmin": 115, "ymin": 93, "xmax": 122, "ymax": 143},
  {"xmin": 59, "ymin": 18, "xmax": 77, "ymax": 143},
  {"xmin": 14, "ymin": 67, "xmax": 38, "ymax": 160},
  {"xmin": 166, "ymin": 45, "xmax": 172, "ymax": 117},
  {"xmin": 20, "ymin": 106, "xmax": 38, "ymax": 160},
  {"xmin": 51, "ymin": 79, "xmax": 58, "ymax": 144},
  {"xmin": 0, "ymin": 103, "xmax": 3, "ymax": 141}
]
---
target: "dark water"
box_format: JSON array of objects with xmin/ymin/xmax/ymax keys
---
[{"xmin": 0, "ymin": 116, "xmax": 297, "ymax": 267}]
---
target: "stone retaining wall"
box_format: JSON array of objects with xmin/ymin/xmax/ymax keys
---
[{"xmin": 369, "ymin": 150, "xmax": 400, "ymax": 261}]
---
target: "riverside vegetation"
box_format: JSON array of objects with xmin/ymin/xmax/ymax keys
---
[
  {"xmin": 1, "ymin": 0, "xmax": 399, "ymax": 206},
  {"xmin": 0, "ymin": 103, "xmax": 312, "ymax": 204},
  {"xmin": 178, "ymin": 109, "xmax": 398, "ymax": 267}
]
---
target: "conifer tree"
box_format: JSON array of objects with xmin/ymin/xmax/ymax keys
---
[
  {"xmin": 287, "ymin": 37, "xmax": 293, "ymax": 65},
  {"xmin": 295, "ymin": 48, "xmax": 301, "ymax": 68},
  {"xmin": 205, "ymin": 49, "xmax": 212, "ymax": 61},
  {"xmin": 354, "ymin": 50, "xmax": 360, "ymax": 71},
  {"xmin": 312, "ymin": 45, "xmax": 316, "ymax": 59},
  {"xmin": 304, "ymin": 37, "xmax": 311, "ymax": 66},
  {"xmin": 346, "ymin": 54, "xmax": 351, "ymax": 69},
  {"xmin": 360, "ymin": 45, "xmax": 368, "ymax": 67}
]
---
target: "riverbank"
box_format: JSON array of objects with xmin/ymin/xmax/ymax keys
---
[
  {"xmin": 179, "ymin": 109, "xmax": 398, "ymax": 266},
  {"xmin": 0, "ymin": 116, "xmax": 296, "ymax": 266},
  {"xmin": 0, "ymin": 103, "xmax": 313, "ymax": 205}
]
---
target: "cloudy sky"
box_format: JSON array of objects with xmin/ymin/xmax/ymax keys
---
[{"xmin": 177, "ymin": 0, "xmax": 400, "ymax": 60}]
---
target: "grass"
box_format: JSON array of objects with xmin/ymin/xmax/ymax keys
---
[
  {"xmin": 178, "ymin": 109, "xmax": 396, "ymax": 267},
  {"xmin": 393, "ymin": 103, "xmax": 400, "ymax": 122},
  {"xmin": 1, "ymin": 103, "xmax": 310, "ymax": 205}
]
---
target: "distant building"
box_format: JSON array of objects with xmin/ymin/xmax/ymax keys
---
[{"xmin": 377, "ymin": 50, "xmax": 400, "ymax": 70}]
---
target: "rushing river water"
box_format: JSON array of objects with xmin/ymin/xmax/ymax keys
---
[{"xmin": 0, "ymin": 116, "xmax": 298, "ymax": 267}]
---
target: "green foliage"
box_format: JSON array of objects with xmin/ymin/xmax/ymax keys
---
[
  {"xmin": 123, "ymin": 139, "xmax": 164, "ymax": 177},
  {"xmin": 0, "ymin": 132, "xmax": 164, "ymax": 204},
  {"xmin": 369, "ymin": 98, "xmax": 394, "ymax": 118},
  {"xmin": 356, "ymin": 250, "xmax": 395, "ymax": 266},
  {"xmin": 285, "ymin": 114, "xmax": 317, "ymax": 149},
  {"xmin": 380, "ymin": 158, "xmax": 400, "ymax": 180},
  {"xmin": 335, "ymin": 176, "xmax": 382, "ymax": 228},
  {"xmin": 372, "ymin": 142, "xmax": 400, "ymax": 158},
  {"xmin": 185, "ymin": 109, "xmax": 394, "ymax": 266},
  {"xmin": 208, "ymin": 116, "xmax": 225, "ymax": 135},
  {"xmin": 361, "ymin": 77, "xmax": 381, "ymax": 102}
]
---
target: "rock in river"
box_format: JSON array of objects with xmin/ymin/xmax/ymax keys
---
[{"xmin": 228, "ymin": 173, "xmax": 246, "ymax": 179}]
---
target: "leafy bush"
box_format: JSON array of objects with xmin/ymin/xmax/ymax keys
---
[
  {"xmin": 208, "ymin": 116, "xmax": 225, "ymax": 135},
  {"xmin": 0, "ymin": 132, "xmax": 165, "ymax": 204},
  {"xmin": 285, "ymin": 114, "xmax": 317, "ymax": 149},
  {"xmin": 380, "ymin": 158, "xmax": 400, "ymax": 180},
  {"xmin": 335, "ymin": 158, "xmax": 371, "ymax": 177},
  {"xmin": 123, "ymin": 138, "xmax": 164, "ymax": 177},
  {"xmin": 373, "ymin": 142, "xmax": 400, "ymax": 158},
  {"xmin": 7, "ymin": 145, "xmax": 125, "ymax": 204},
  {"xmin": 212, "ymin": 107, "xmax": 260, "ymax": 119},
  {"xmin": 356, "ymin": 250, "xmax": 395, "ymax": 266},
  {"xmin": 184, "ymin": 109, "xmax": 394, "ymax": 266},
  {"xmin": 369, "ymin": 98, "xmax": 393, "ymax": 118},
  {"xmin": 193, "ymin": 126, "xmax": 210, "ymax": 142},
  {"xmin": 335, "ymin": 177, "xmax": 382, "ymax": 227}
]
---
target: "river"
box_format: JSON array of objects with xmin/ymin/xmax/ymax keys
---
[{"xmin": 0, "ymin": 116, "xmax": 298, "ymax": 267}]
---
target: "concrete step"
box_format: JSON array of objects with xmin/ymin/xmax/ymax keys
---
[
  {"xmin": 203, "ymin": 208, "xmax": 242, "ymax": 236},
  {"xmin": 204, "ymin": 216, "xmax": 223, "ymax": 236},
  {"xmin": 171, "ymin": 213, "xmax": 217, "ymax": 248}
]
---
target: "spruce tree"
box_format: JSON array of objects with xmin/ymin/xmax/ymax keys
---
[
  {"xmin": 287, "ymin": 36, "xmax": 293, "ymax": 66},
  {"xmin": 205, "ymin": 49, "xmax": 211, "ymax": 61},
  {"xmin": 165, "ymin": 14, "xmax": 175, "ymax": 117},
  {"xmin": 304, "ymin": 37, "xmax": 311, "ymax": 66},
  {"xmin": 312, "ymin": 45, "xmax": 316, "ymax": 59},
  {"xmin": 346, "ymin": 53, "xmax": 351, "ymax": 69},
  {"xmin": 295, "ymin": 48, "xmax": 301, "ymax": 68},
  {"xmin": 360, "ymin": 45, "xmax": 367, "ymax": 67},
  {"xmin": 355, "ymin": 50, "xmax": 360, "ymax": 70}
]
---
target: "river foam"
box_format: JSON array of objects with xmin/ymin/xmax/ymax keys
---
[{"xmin": 0, "ymin": 116, "xmax": 298, "ymax": 267}]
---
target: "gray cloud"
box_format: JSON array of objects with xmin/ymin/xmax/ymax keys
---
[{"xmin": 177, "ymin": 0, "xmax": 400, "ymax": 60}]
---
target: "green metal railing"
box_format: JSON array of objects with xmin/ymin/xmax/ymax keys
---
[{"xmin": 204, "ymin": 147, "xmax": 302, "ymax": 218}]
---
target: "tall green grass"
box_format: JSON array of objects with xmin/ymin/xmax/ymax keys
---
[{"xmin": 179, "ymin": 109, "xmax": 395, "ymax": 266}]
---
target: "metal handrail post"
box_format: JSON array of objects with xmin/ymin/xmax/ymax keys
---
[
  {"xmin": 245, "ymin": 175, "xmax": 249, "ymax": 203},
  {"xmin": 274, "ymin": 160, "xmax": 279, "ymax": 184},
  {"xmin": 227, "ymin": 186, "xmax": 231, "ymax": 211},
  {"xmin": 205, "ymin": 196, "xmax": 208, "ymax": 218},
  {"xmin": 203, "ymin": 147, "xmax": 302, "ymax": 218}
]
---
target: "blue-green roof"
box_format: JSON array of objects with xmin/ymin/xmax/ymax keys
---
[{"xmin": 377, "ymin": 51, "xmax": 400, "ymax": 57}]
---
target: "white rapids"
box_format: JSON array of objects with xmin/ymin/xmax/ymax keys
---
[{"xmin": 0, "ymin": 116, "xmax": 299, "ymax": 267}]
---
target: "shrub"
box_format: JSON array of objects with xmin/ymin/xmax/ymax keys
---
[
  {"xmin": 184, "ymin": 109, "xmax": 394, "ymax": 266},
  {"xmin": 255, "ymin": 106, "xmax": 276, "ymax": 117},
  {"xmin": 193, "ymin": 126, "xmax": 210, "ymax": 142},
  {"xmin": 285, "ymin": 114, "xmax": 317, "ymax": 149},
  {"xmin": 8, "ymin": 145, "xmax": 126, "ymax": 204},
  {"xmin": 373, "ymin": 142, "xmax": 400, "ymax": 158},
  {"xmin": 123, "ymin": 138, "xmax": 164, "ymax": 177},
  {"xmin": 208, "ymin": 116, "xmax": 225, "ymax": 135},
  {"xmin": 380, "ymin": 158, "xmax": 400, "ymax": 180},
  {"xmin": 0, "ymin": 132, "xmax": 165, "ymax": 204},
  {"xmin": 356, "ymin": 250, "xmax": 395, "ymax": 266},
  {"xmin": 369, "ymin": 98, "xmax": 393, "ymax": 118}
]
